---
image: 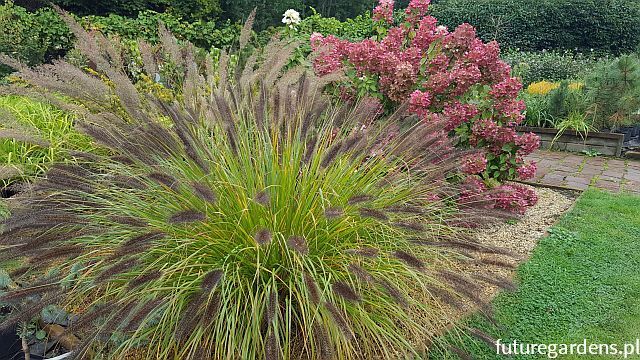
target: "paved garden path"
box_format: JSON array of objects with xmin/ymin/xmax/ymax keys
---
[{"xmin": 524, "ymin": 151, "xmax": 640, "ymax": 194}]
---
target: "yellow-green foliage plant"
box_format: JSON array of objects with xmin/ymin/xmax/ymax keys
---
[
  {"xmin": 0, "ymin": 95, "xmax": 98, "ymax": 185},
  {"xmin": 0, "ymin": 11, "xmax": 516, "ymax": 360},
  {"xmin": 526, "ymin": 81, "xmax": 584, "ymax": 95}
]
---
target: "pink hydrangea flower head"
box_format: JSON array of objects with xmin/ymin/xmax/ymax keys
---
[
  {"xmin": 408, "ymin": 90, "xmax": 432, "ymax": 117},
  {"xmin": 406, "ymin": 0, "xmax": 431, "ymax": 23},
  {"xmin": 491, "ymin": 184, "xmax": 538, "ymax": 214},
  {"xmin": 516, "ymin": 132, "xmax": 541, "ymax": 156},
  {"xmin": 443, "ymin": 102, "xmax": 479, "ymax": 131},
  {"xmin": 461, "ymin": 152, "xmax": 488, "ymax": 175},
  {"xmin": 310, "ymin": 32, "xmax": 324, "ymax": 51},
  {"xmin": 516, "ymin": 161, "xmax": 537, "ymax": 180},
  {"xmin": 373, "ymin": 0, "xmax": 395, "ymax": 24}
]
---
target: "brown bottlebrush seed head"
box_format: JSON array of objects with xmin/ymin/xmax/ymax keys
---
[
  {"xmin": 302, "ymin": 135, "xmax": 317, "ymax": 164},
  {"xmin": 348, "ymin": 246, "xmax": 379, "ymax": 258},
  {"xmin": 323, "ymin": 301, "xmax": 353, "ymax": 340},
  {"xmin": 376, "ymin": 278, "xmax": 408, "ymax": 308},
  {"xmin": 385, "ymin": 205, "xmax": 425, "ymax": 215},
  {"xmin": 359, "ymin": 208, "xmax": 389, "ymax": 221},
  {"xmin": 347, "ymin": 263, "xmax": 375, "ymax": 283},
  {"xmin": 111, "ymin": 155, "xmax": 135, "ymax": 165},
  {"xmin": 190, "ymin": 181, "xmax": 217, "ymax": 203},
  {"xmin": 254, "ymin": 228, "xmax": 272, "ymax": 245},
  {"xmin": 96, "ymin": 258, "xmax": 140, "ymax": 282},
  {"xmin": 201, "ymin": 293, "xmax": 221, "ymax": 327},
  {"xmin": 286, "ymin": 236, "xmax": 308, "ymax": 255},
  {"xmin": 127, "ymin": 270, "xmax": 163, "ymax": 290},
  {"xmin": 176, "ymin": 292, "xmax": 207, "ymax": 341},
  {"xmin": 449, "ymin": 346, "xmax": 473, "ymax": 360},
  {"xmin": 70, "ymin": 303, "xmax": 112, "ymax": 332},
  {"xmin": 476, "ymin": 257, "xmax": 517, "ymax": 269},
  {"xmin": 112, "ymin": 175, "xmax": 147, "ymax": 190},
  {"xmin": 347, "ymin": 194, "xmax": 373, "ymax": 205},
  {"xmin": 0, "ymin": 283, "xmax": 59, "ymax": 303},
  {"xmin": 124, "ymin": 298, "xmax": 166, "ymax": 333},
  {"xmin": 392, "ymin": 221, "xmax": 425, "ymax": 232},
  {"xmin": 324, "ymin": 207, "xmax": 344, "ymax": 219},
  {"xmin": 108, "ymin": 216, "xmax": 148, "ymax": 227},
  {"xmin": 471, "ymin": 273, "xmax": 516, "ymax": 292},
  {"xmin": 101, "ymin": 301, "xmax": 138, "ymax": 334},
  {"xmin": 201, "ymin": 269, "xmax": 223, "ymax": 292},
  {"xmin": 393, "ymin": 250, "xmax": 426, "ymax": 270},
  {"xmin": 148, "ymin": 172, "xmax": 179, "ymax": 190},
  {"xmin": 266, "ymin": 290, "xmax": 277, "ymax": 323},
  {"xmin": 303, "ymin": 272, "xmax": 321, "ymax": 305},
  {"xmin": 264, "ymin": 329, "xmax": 281, "ymax": 360},
  {"xmin": 332, "ymin": 281, "xmax": 361, "ymax": 302},
  {"xmin": 320, "ymin": 141, "xmax": 343, "ymax": 168},
  {"xmin": 168, "ymin": 209, "xmax": 206, "ymax": 224},
  {"xmin": 29, "ymin": 245, "xmax": 84, "ymax": 265},
  {"xmin": 123, "ymin": 231, "xmax": 166, "ymax": 248},
  {"xmin": 468, "ymin": 328, "xmax": 498, "ymax": 349},
  {"xmin": 254, "ymin": 190, "xmax": 270, "ymax": 206}
]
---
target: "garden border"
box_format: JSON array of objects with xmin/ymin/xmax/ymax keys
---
[{"xmin": 516, "ymin": 126, "xmax": 624, "ymax": 157}]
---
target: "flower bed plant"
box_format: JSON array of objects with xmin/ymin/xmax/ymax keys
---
[{"xmin": 0, "ymin": 12, "xmax": 519, "ymax": 360}]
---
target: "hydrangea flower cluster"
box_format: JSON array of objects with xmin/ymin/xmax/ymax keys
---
[
  {"xmin": 460, "ymin": 177, "xmax": 538, "ymax": 214},
  {"xmin": 373, "ymin": 0, "xmax": 394, "ymax": 24},
  {"xmin": 310, "ymin": 0, "xmax": 540, "ymax": 211}
]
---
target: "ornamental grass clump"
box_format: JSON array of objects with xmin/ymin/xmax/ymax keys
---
[{"xmin": 0, "ymin": 11, "xmax": 517, "ymax": 360}]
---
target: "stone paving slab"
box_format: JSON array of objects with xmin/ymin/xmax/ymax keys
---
[{"xmin": 524, "ymin": 150, "xmax": 640, "ymax": 194}]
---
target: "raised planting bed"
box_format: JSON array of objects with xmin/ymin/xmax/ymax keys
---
[{"xmin": 516, "ymin": 126, "xmax": 625, "ymax": 157}]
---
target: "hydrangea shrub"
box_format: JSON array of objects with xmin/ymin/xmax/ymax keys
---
[{"xmin": 311, "ymin": 0, "xmax": 540, "ymax": 213}]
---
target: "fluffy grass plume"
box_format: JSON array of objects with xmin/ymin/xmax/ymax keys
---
[{"xmin": 0, "ymin": 11, "xmax": 515, "ymax": 360}]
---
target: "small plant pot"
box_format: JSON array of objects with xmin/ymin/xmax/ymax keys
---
[{"xmin": 0, "ymin": 323, "xmax": 22, "ymax": 360}]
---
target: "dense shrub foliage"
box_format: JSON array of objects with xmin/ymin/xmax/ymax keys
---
[
  {"xmin": 0, "ymin": 2, "xmax": 72, "ymax": 78},
  {"xmin": 0, "ymin": 1, "xmax": 240, "ymax": 78},
  {"xmin": 312, "ymin": 0, "xmax": 539, "ymax": 210},
  {"xmin": 503, "ymin": 50, "xmax": 606, "ymax": 86},
  {"xmin": 80, "ymin": 11, "xmax": 240, "ymax": 51},
  {"xmin": 0, "ymin": 12, "xmax": 519, "ymax": 359},
  {"xmin": 46, "ymin": 0, "xmax": 222, "ymax": 21},
  {"xmin": 430, "ymin": 0, "xmax": 640, "ymax": 55}
]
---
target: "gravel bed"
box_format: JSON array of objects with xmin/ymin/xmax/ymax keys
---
[
  {"xmin": 476, "ymin": 185, "xmax": 578, "ymax": 258},
  {"xmin": 468, "ymin": 185, "xmax": 579, "ymax": 310}
]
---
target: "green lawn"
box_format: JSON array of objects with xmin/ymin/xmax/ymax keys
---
[{"xmin": 437, "ymin": 190, "xmax": 640, "ymax": 359}]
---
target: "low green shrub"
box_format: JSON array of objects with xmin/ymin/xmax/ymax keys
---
[
  {"xmin": 0, "ymin": 13, "xmax": 515, "ymax": 359},
  {"xmin": 0, "ymin": 2, "xmax": 72, "ymax": 78},
  {"xmin": 503, "ymin": 50, "xmax": 605, "ymax": 86},
  {"xmin": 0, "ymin": 2, "xmax": 241, "ymax": 78},
  {"xmin": 81, "ymin": 11, "xmax": 240, "ymax": 51},
  {"xmin": 430, "ymin": 0, "xmax": 640, "ymax": 55}
]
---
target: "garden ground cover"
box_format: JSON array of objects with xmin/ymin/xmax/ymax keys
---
[{"xmin": 438, "ymin": 189, "xmax": 640, "ymax": 359}]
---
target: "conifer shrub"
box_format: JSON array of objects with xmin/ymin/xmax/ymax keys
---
[{"xmin": 0, "ymin": 11, "xmax": 517, "ymax": 359}]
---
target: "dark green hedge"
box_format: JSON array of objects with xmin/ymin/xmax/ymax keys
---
[{"xmin": 430, "ymin": 0, "xmax": 640, "ymax": 55}]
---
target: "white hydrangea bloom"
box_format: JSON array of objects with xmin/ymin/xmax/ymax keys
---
[{"xmin": 282, "ymin": 9, "xmax": 301, "ymax": 28}]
